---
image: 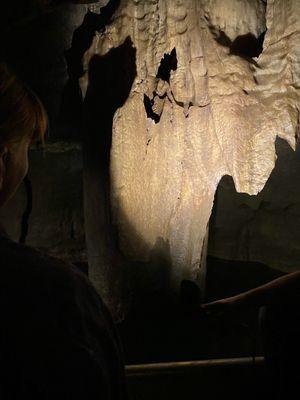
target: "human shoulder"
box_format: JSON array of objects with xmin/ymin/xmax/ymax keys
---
[{"xmin": 0, "ymin": 235, "xmax": 91, "ymax": 292}]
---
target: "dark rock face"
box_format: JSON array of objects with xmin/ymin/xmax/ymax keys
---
[
  {"xmin": 0, "ymin": 144, "xmax": 86, "ymax": 263},
  {"xmin": 27, "ymin": 145, "xmax": 86, "ymax": 262},
  {"xmin": 209, "ymin": 138, "xmax": 300, "ymax": 274},
  {"xmin": 0, "ymin": 2, "xmax": 91, "ymax": 262},
  {"xmin": 0, "ymin": 2, "xmax": 90, "ymax": 140}
]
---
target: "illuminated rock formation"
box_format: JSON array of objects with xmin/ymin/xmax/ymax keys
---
[{"xmin": 81, "ymin": 0, "xmax": 300, "ymax": 311}]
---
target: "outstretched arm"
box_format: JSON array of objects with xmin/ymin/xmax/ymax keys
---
[{"xmin": 202, "ymin": 270, "xmax": 300, "ymax": 314}]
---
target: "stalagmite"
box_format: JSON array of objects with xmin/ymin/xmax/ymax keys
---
[{"xmin": 81, "ymin": 0, "xmax": 300, "ymax": 315}]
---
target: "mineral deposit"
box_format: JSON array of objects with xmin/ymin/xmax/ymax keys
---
[{"xmin": 81, "ymin": 0, "xmax": 300, "ymax": 307}]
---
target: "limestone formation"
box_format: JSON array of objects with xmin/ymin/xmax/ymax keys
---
[{"xmin": 81, "ymin": 0, "xmax": 300, "ymax": 304}]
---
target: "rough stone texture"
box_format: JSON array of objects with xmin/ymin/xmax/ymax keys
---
[
  {"xmin": 209, "ymin": 138, "xmax": 300, "ymax": 274},
  {"xmin": 202, "ymin": 0, "xmax": 266, "ymax": 41},
  {"xmin": 0, "ymin": 3, "xmax": 93, "ymax": 263},
  {"xmin": 0, "ymin": 144, "xmax": 86, "ymax": 263},
  {"xmin": 0, "ymin": 1, "xmax": 95, "ymax": 140},
  {"xmin": 81, "ymin": 0, "xmax": 300, "ymax": 295}
]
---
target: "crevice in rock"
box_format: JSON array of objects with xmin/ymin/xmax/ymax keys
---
[
  {"xmin": 143, "ymin": 48, "xmax": 178, "ymax": 123},
  {"xmin": 156, "ymin": 48, "xmax": 177, "ymax": 83},
  {"xmin": 60, "ymin": 0, "xmax": 121, "ymax": 136},
  {"xmin": 65, "ymin": 0, "xmax": 121, "ymax": 81},
  {"xmin": 70, "ymin": 221, "xmax": 75, "ymax": 240},
  {"xmin": 19, "ymin": 175, "xmax": 33, "ymax": 245},
  {"xmin": 143, "ymin": 94, "xmax": 160, "ymax": 123}
]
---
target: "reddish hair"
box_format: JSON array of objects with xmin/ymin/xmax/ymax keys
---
[{"xmin": 0, "ymin": 63, "xmax": 48, "ymax": 146}]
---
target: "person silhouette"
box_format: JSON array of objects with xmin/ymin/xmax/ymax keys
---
[{"xmin": 0, "ymin": 63, "xmax": 127, "ymax": 399}]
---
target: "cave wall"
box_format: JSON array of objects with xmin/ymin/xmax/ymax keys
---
[
  {"xmin": 0, "ymin": 143, "xmax": 85, "ymax": 262},
  {"xmin": 0, "ymin": 1, "xmax": 96, "ymax": 262},
  {"xmin": 0, "ymin": 0, "xmax": 300, "ymax": 315},
  {"xmin": 208, "ymin": 0, "xmax": 300, "ymax": 273},
  {"xmin": 81, "ymin": 0, "xmax": 300, "ymax": 302},
  {"xmin": 209, "ymin": 138, "xmax": 300, "ymax": 273}
]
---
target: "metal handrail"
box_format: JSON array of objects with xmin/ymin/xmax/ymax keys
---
[{"xmin": 126, "ymin": 356, "xmax": 265, "ymax": 377}]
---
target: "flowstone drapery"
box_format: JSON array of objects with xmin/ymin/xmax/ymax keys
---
[{"xmin": 81, "ymin": 0, "xmax": 300, "ymax": 314}]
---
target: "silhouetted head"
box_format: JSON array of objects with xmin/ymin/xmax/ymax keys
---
[{"xmin": 0, "ymin": 63, "xmax": 47, "ymax": 207}]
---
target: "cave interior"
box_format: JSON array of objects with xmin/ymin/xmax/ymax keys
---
[{"xmin": 0, "ymin": 0, "xmax": 299, "ymax": 399}]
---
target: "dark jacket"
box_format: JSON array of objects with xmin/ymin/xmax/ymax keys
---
[{"xmin": 0, "ymin": 234, "xmax": 127, "ymax": 399}]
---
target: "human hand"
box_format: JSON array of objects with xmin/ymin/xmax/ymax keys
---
[{"xmin": 201, "ymin": 296, "xmax": 242, "ymax": 317}]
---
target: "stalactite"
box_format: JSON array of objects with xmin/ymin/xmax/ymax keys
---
[{"xmin": 80, "ymin": 0, "xmax": 300, "ymax": 314}]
